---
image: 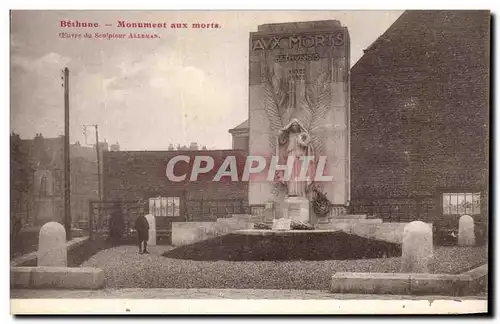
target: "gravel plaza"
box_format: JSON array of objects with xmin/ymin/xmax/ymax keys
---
[{"xmin": 72, "ymin": 245, "xmax": 488, "ymax": 290}]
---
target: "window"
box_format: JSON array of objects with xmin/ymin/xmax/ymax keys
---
[
  {"xmin": 53, "ymin": 173, "xmax": 61, "ymax": 195},
  {"xmin": 442, "ymin": 192, "xmax": 481, "ymax": 215},
  {"xmin": 149, "ymin": 197, "xmax": 180, "ymax": 217},
  {"xmin": 40, "ymin": 176, "xmax": 47, "ymax": 196}
]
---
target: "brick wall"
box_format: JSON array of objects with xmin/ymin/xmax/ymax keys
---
[
  {"xmin": 350, "ymin": 11, "xmax": 489, "ymax": 224},
  {"xmin": 103, "ymin": 150, "xmax": 249, "ymax": 221}
]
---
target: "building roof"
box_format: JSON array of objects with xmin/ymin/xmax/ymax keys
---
[
  {"xmin": 228, "ymin": 120, "xmax": 249, "ymax": 134},
  {"xmin": 353, "ymin": 10, "xmax": 489, "ymax": 72},
  {"xmin": 15, "ymin": 134, "xmax": 104, "ymax": 170}
]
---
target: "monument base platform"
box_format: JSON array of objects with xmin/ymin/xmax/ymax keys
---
[{"xmin": 284, "ymin": 196, "xmax": 310, "ymax": 223}]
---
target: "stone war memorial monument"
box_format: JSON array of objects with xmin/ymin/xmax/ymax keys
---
[{"xmin": 249, "ymin": 20, "xmax": 350, "ymax": 224}]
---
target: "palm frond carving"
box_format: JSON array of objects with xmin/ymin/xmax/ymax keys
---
[
  {"xmin": 263, "ymin": 66, "xmax": 287, "ymax": 152},
  {"xmin": 262, "ymin": 65, "xmax": 331, "ymax": 158},
  {"xmin": 303, "ymin": 70, "xmax": 332, "ymax": 158}
]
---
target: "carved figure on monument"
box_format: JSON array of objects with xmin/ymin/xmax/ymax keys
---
[
  {"xmin": 263, "ymin": 65, "xmax": 332, "ymax": 198},
  {"xmin": 277, "ymin": 118, "xmax": 313, "ymax": 197}
]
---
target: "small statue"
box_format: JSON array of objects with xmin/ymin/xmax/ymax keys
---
[{"xmin": 277, "ymin": 118, "xmax": 314, "ymax": 198}]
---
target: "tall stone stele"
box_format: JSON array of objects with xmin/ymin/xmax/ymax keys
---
[
  {"xmin": 248, "ymin": 21, "xmax": 351, "ymax": 224},
  {"xmin": 38, "ymin": 221, "xmax": 67, "ymax": 267}
]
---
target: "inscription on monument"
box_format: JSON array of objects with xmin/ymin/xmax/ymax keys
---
[
  {"xmin": 251, "ymin": 33, "xmax": 345, "ymax": 51},
  {"xmin": 287, "ymin": 68, "xmax": 305, "ymax": 81},
  {"xmin": 275, "ymin": 54, "xmax": 320, "ymax": 63}
]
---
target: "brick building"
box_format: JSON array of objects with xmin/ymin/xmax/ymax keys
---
[
  {"xmin": 349, "ymin": 10, "xmax": 489, "ymax": 238},
  {"xmin": 10, "ymin": 133, "xmax": 114, "ymax": 227}
]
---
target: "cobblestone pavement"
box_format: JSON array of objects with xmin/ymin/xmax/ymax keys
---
[{"xmin": 10, "ymin": 288, "xmax": 488, "ymax": 300}]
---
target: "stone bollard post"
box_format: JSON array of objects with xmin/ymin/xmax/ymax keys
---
[
  {"xmin": 458, "ymin": 215, "xmax": 475, "ymax": 246},
  {"xmin": 38, "ymin": 221, "xmax": 67, "ymax": 267},
  {"xmin": 401, "ymin": 221, "xmax": 433, "ymax": 273},
  {"xmin": 145, "ymin": 214, "xmax": 156, "ymax": 246}
]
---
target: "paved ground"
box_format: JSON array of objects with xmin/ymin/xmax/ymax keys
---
[
  {"xmin": 78, "ymin": 245, "xmax": 488, "ymax": 290},
  {"xmin": 11, "ymin": 289, "xmax": 488, "ymax": 315},
  {"xmin": 10, "ymin": 288, "xmax": 488, "ymax": 300}
]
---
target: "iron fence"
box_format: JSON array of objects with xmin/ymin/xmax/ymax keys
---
[
  {"xmin": 185, "ymin": 198, "xmax": 249, "ymax": 222},
  {"xmin": 88, "ymin": 200, "xmax": 146, "ymax": 239},
  {"xmin": 348, "ymin": 196, "xmax": 436, "ymax": 223}
]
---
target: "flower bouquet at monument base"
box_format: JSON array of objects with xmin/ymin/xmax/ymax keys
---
[
  {"xmin": 311, "ymin": 186, "xmax": 333, "ymax": 218},
  {"xmin": 253, "ymin": 222, "xmax": 272, "ymax": 230},
  {"xmin": 290, "ymin": 220, "xmax": 314, "ymax": 230}
]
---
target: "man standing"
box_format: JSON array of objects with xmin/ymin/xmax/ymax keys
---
[{"xmin": 135, "ymin": 214, "xmax": 150, "ymax": 254}]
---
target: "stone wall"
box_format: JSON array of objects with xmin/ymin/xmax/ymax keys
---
[
  {"xmin": 350, "ymin": 223, "xmax": 412, "ymax": 244},
  {"xmin": 318, "ymin": 221, "xmax": 432, "ymax": 244},
  {"xmin": 171, "ymin": 216, "xmax": 253, "ymax": 246},
  {"xmin": 171, "ymin": 222, "xmax": 221, "ymax": 246}
]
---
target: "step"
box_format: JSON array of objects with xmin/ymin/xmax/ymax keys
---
[
  {"xmin": 250, "ymin": 216, "xmax": 264, "ymax": 223},
  {"xmin": 329, "ymin": 218, "xmax": 382, "ymax": 224},
  {"xmin": 216, "ymin": 218, "xmax": 234, "ymax": 223},
  {"xmin": 315, "ymin": 219, "xmax": 383, "ymax": 230},
  {"xmin": 334, "ymin": 214, "xmax": 367, "ymax": 220},
  {"xmin": 316, "ymin": 222, "xmax": 352, "ymax": 231},
  {"xmin": 214, "ymin": 219, "xmax": 253, "ymax": 232},
  {"xmin": 217, "ymin": 218, "xmax": 244, "ymax": 225},
  {"xmin": 231, "ymin": 214, "xmax": 252, "ymax": 220}
]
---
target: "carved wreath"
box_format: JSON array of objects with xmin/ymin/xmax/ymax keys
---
[{"xmin": 263, "ymin": 65, "xmax": 332, "ymax": 159}]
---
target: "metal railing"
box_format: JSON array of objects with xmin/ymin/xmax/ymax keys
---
[
  {"xmin": 348, "ymin": 197, "xmax": 435, "ymax": 223},
  {"xmin": 250, "ymin": 204, "xmax": 265, "ymax": 217},
  {"xmin": 185, "ymin": 198, "xmax": 248, "ymax": 222},
  {"xmin": 88, "ymin": 200, "xmax": 146, "ymax": 239},
  {"xmin": 330, "ymin": 205, "xmax": 348, "ymax": 218}
]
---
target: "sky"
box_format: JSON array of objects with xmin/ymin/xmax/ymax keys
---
[{"xmin": 10, "ymin": 10, "xmax": 403, "ymax": 151}]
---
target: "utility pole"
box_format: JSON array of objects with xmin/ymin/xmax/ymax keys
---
[
  {"xmin": 63, "ymin": 67, "xmax": 72, "ymax": 241},
  {"xmin": 83, "ymin": 124, "xmax": 102, "ymax": 239}
]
